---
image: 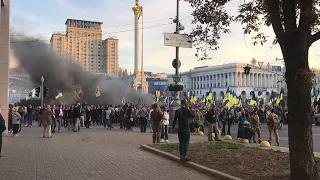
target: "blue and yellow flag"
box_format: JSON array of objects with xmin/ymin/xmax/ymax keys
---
[{"xmin": 55, "ymin": 89, "xmax": 63, "ymax": 99}]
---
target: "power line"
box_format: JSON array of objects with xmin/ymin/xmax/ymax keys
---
[
  {"xmin": 10, "ymin": 22, "xmax": 174, "ymax": 43},
  {"xmin": 11, "ymin": 16, "xmax": 192, "ymax": 38}
]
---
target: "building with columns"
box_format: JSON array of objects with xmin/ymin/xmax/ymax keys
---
[
  {"xmin": 167, "ymin": 63, "xmax": 285, "ymax": 100},
  {"xmin": 0, "ymin": 0, "xmax": 10, "ymax": 129}
]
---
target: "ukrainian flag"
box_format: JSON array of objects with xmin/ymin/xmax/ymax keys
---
[{"xmin": 55, "ymin": 89, "xmax": 63, "ymax": 99}]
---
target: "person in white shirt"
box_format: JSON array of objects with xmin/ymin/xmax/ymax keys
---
[
  {"xmin": 160, "ymin": 106, "xmax": 170, "ymax": 143},
  {"xmin": 104, "ymin": 107, "xmax": 112, "ymax": 129},
  {"xmin": 148, "ymin": 108, "xmax": 153, "ymax": 133}
]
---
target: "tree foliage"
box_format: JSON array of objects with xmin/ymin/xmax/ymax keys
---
[{"xmin": 185, "ymin": 0, "xmax": 320, "ymax": 59}]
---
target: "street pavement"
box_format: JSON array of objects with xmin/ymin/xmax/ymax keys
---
[
  {"xmin": 1, "ymin": 124, "xmax": 320, "ymax": 180},
  {"xmin": 0, "ymin": 126, "xmax": 214, "ymax": 180}
]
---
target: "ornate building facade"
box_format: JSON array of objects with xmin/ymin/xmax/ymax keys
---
[{"xmin": 167, "ymin": 63, "xmax": 285, "ymax": 100}]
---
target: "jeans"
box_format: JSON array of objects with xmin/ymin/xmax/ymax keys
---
[
  {"xmin": 52, "ymin": 118, "xmax": 57, "ymax": 133},
  {"xmin": 163, "ymin": 125, "xmax": 169, "ymax": 140},
  {"xmin": 148, "ymin": 120, "xmax": 153, "ymax": 132},
  {"xmin": 57, "ymin": 117, "xmax": 63, "ymax": 132},
  {"xmin": 74, "ymin": 118, "xmax": 80, "ymax": 132},
  {"xmin": 140, "ymin": 117, "xmax": 147, "ymax": 133},
  {"xmin": 107, "ymin": 119, "xmax": 112, "ymax": 129},
  {"xmin": 0, "ymin": 132, "xmax": 2, "ymax": 154},
  {"xmin": 80, "ymin": 116, "xmax": 85, "ymax": 127},
  {"xmin": 27, "ymin": 113, "xmax": 33, "ymax": 126},
  {"xmin": 178, "ymin": 129, "xmax": 190, "ymax": 157}
]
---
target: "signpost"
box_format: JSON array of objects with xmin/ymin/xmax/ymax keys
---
[{"xmin": 164, "ymin": 33, "xmax": 192, "ymax": 48}]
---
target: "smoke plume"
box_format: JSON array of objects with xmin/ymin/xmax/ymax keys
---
[{"xmin": 10, "ymin": 34, "xmax": 153, "ymax": 105}]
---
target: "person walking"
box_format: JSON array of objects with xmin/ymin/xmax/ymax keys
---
[
  {"xmin": 0, "ymin": 106, "xmax": 6, "ymax": 158},
  {"xmin": 42, "ymin": 105, "xmax": 53, "ymax": 138},
  {"xmin": 205, "ymin": 106, "xmax": 221, "ymax": 141},
  {"xmin": 172, "ymin": 100, "xmax": 195, "ymax": 161},
  {"xmin": 12, "ymin": 107, "xmax": 21, "ymax": 137},
  {"xmin": 150, "ymin": 104, "xmax": 163, "ymax": 143},
  {"xmin": 139, "ymin": 105, "xmax": 148, "ymax": 133}
]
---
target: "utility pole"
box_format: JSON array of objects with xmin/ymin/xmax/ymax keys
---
[
  {"xmin": 41, "ymin": 76, "xmax": 44, "ymax": 109},
  {"xmin": 169, "ymin": 0, "xmax": 181, "ymax": 133},
  {"xmin": 172, "ymin": 0, "xmax": 180, "ymax": 101}
]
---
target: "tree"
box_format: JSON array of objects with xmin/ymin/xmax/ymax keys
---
[{"xmin": 185, "ymin": 0, "xmax": 320, "ymax": 179}]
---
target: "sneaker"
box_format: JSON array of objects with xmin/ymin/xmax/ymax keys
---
[
  {"xmin": 0, "ymin": 155, "xmax": 4, "ymax": 158},
  {"xmin": 165, "ymin": 140, "xmax": 169, "ymax": 143},
  {"xmin": 13, "ymin": 134, "xmax": 19, "ymax": 137},
  {"xmin": 160, "ymin": 139, "xmax": 165, "ymax": 143}
]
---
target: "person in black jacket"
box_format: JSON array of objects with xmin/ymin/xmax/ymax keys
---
[
  {"xmin": 172, "ymin": 100, "xmax": 195, "ymax": 161},
  {"xmin": 0, "ymin": 108, "xmax": 6, "ymax": 158}
]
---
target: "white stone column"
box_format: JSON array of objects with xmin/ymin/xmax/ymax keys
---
[
  {"xmin": 133, "ymin": 4, "xmax": 142, "ymax": 74},
  {"xmin": 0, "ymin": 0, "xmax": 10, "ymax": 131},
  {"xmin": 235, "ymin": 72, "xmax": 238, "ymax": 87},
  {"xmin": 215, "ymin": 74, "xmax": 217, "ymax": 88},
  {"xmin": 231, "ymin": 72, "xmax": 234, "ymax": 86}
]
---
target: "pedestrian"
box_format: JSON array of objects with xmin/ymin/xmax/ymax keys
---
[
  {"xmin": 12, "ymin": 107, "xmax": 21, "ymax": 137},
  {"xmin": 161, "ymin": 107, "xmax": 170, "ymax": 143},
  {"xmin": 205, "ymin": 106, "xmax": 221, "ymax": 141},
  {"xmin": 139, "ymin": 105, "xmax": 148, "ymax": 133},
  {"xmin": 172, "ymin": 100, "xmax": 195, "ymax": 161},
  {"xmin": 0, "ymin": 106, "xmax": 6, "ymax": 158},
  {"xmin": 150, "ymin": 104, "xmax": 163, "ymax": 143},
  {"xmin": 42, "ymin": 105, "xmax": 53, "ymax": 138}
]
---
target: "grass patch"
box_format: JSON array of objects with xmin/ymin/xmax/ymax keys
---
[{"xmin": 150, "ymin": 141, "xmax": 320, "ymax": 180}]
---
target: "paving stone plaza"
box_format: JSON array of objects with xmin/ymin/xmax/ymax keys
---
[{"xmin": 0, "ymin": 127, "xmax": 214, "ymax": 180}]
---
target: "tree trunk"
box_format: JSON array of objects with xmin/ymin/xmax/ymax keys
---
[{"xmin": 283, "ymin": 31, "xmax": 319, "ymax": 180}]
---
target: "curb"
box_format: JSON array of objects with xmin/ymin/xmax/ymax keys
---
[{"xmin": 140, "ymin": 144, "xmax": 243, "ymax": 180}]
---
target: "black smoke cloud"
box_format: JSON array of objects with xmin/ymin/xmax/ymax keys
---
[{"xmin": 10, "ymin": 34, "xmax": 153, "ymax": 105}]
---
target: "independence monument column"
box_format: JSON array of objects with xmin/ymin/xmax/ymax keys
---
[{"xmin": 132, "ymin": 0, "xmax": 142, "ymax": 74}]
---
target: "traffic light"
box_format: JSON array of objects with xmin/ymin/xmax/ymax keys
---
[
  {"xmin": 43, "ymin": 87, "xmax": 49, "ymax": 97},
  {"xmin": 35, "ymin": 87, "xmax": 41, "ymax": 97},
  {"xmin": 244, "ymin": 66, "xmax": 251, "ymax": 75}
]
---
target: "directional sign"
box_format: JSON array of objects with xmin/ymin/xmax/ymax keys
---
[
  {"xmin": 164, "ymin": 33, "xmax": 192, "ymax": 48},
  {"xmin": 258, "ymin": 62, "xmax": 264, "ymax": 68}
]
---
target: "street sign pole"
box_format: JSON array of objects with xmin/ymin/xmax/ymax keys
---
[{"xmin": 41, "ymin": 76, "xmax": 44, "ymax": 109}]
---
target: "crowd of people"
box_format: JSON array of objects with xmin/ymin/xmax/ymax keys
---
[{"xmin": 0, "ymin": 100, "xmax": 288, "ymax": 161}]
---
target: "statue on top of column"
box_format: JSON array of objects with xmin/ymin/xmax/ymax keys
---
[{"xmin": 132, "ymin": 0, "xmax": 142, "ymax": 18}]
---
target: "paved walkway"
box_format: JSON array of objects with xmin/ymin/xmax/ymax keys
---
[{"xmin": 0, "ymin": 126, "xmax": 214, "ymax": 180}]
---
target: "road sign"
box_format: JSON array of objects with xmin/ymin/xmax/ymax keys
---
[
  {"xmin": 258, "ymin": 62, "xmax": 264, "ymax": 68},
  {"xmin": 164, "ymin": 33, "xmax": 192, "ymax": 48}
]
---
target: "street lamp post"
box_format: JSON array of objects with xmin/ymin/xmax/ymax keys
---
[
  {"xmin": 41, "ymin": 76, "xmax": 44, "ymax": 109},
  {"xmin": 168, "ymin": 0, "xmax": 181, "ymax": 133}
]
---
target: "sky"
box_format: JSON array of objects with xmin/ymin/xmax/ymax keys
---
[{"xmin": 9, "ymin": 0, "xmax": 320, "ymax": 73}]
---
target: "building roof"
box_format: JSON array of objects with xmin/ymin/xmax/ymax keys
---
[{"xmin": 65, "ymin": 19, "xmax": 103, "ymax": 25}]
